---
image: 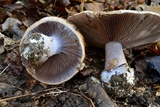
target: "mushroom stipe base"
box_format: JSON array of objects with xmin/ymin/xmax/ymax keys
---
[{"xmin": 101, "ymin": 42, "xmax": 135, "ymax": 85}]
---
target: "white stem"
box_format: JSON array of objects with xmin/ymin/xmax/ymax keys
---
[
  {"xmin": 21, "ymin": 33, "xmax": 61, "ymax": 64},
  {"xmin": 104, "ymin": 42, "xmax": 127, "ymax": 70},
  {"xmin": 101, "ymin": 42, "xmax": 135, "ymax": 85}
]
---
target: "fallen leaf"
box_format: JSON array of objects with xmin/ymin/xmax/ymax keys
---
[
  {"xmin": 105, "ymin": 58, "xmax": 118, "ymax": 71},
  {"xmin": 0, "ymin": 82, "xmax": 14, "ymax": 92},
  {"xmin": 20, "ymin": 0, "xmax": 45, "ymax": 8},
  {"xmin": 0, "ymin": 32, "xmax": 18, "ymax": 51},
  {"xmin": 95, "ymin": 0, "xmax": 105, "ymax": 2},
  {"xmin": 65, "ymin": 6, "xmax": 78, "ymax": 16},
  {"xmin": 156, "ymin": 93, "xmax": 160, "ymax": 97},
  {"xmin": 0, "ymin": 82, "xmax": 16, "ymax": 98},
  {"xmin": 136, "ymin": 5, "xmax": 160, "ymax": 14},
  {"xmin": 0, "ymin": 36, "xmax": 5, "ymax": 54},
  {"xmin": 4, "ymin": 47, "xmax": 24, "ymax": 75},
  {"xmin": 1, "ymin": 18, "xmax": 24, "ymax": 40},
  {"xmin": 153, "ymin": 41, "xmax": 160, "ymax": 54},
  {"xmin": 84, "ymin": 2, "xmax": 104, "ymax": 11},
  {"xmin": 154, "ymin": 85, "xmax": 160, "ymax": 96},
  {"xmin": 0, "ymin": 46, "xmax": 5, "ymax": 54},
  {"xmin": 1, "ymin": 18, "xmax": 22, "ymax": 31},
  {"xmin": 4, "ymin": 4, "xmax": 23, "ymax": 12},
  {"xmin": 80, "ymin": 68, "xmax": 94, "ymax": 76},
  {"xmin": 154, "ymin": 85, "xmax": 160, "ymax": 89},
  {"xmin": 60, "ymin": 0, "xmax": 70, "ymax": 6},
  {"xmin": 79, "ymin": 0, "xmax": 84, "ymax": 12},
  {"xmin": 0, "ymin": 7, "xmax": 8, "ymax": 23}
]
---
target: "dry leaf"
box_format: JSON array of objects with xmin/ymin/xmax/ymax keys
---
[
  {"xmin": 0, "ymin": 36, "xmax": 5, "ymax": 54},
  {"xmin": 95, "ymin": 0, "xmax": 105, "ymax": 2},
  {"xmin": 1, "ymin": 18, "xmax": 22, "ymax": 31},
  {"xmin": 155, "ymin": 41, "xmax": 160, "ymax": 53},
  {"xmin": 0, "ymin": 32, "xmax": 18, "ymax": 51},
  {"xmin": 0, "ymin": 7, "xmax": 8, "ymax": 23},
  {"xmin": 0, "ymin": 46, "xmax": 5, "ymax": 54},
  {"xmin": 1, "ymin": 18, "xmax": 24, "ymax": 40},
  {"xmin": 0, "ymin": 82, "xmax": 14, "ymax": 92},
  {"xmin": 4, "ymin": 47, "xmax": 24, "ymax": 75},
  {"xmin": 156, "ymin": 92, "xmax": 160, "ymax": 97},
  {"xmin": 154, "ymin": 85, "xmax": 160, "ymax": 89},
  {"xmin": 60, "ymin": 0, "xmax": 70, "ymax": 6},
  {"xmin": 105, "ymin": 58, "xmax": 118, "ymax": 71},
  {"xmin": 136, "ymin": 5, "xmax": 160, "ymax": 14},
  {"xmin": 4, "ymin": 4, "xmax": 23, "ymax": 12},
  {"xmin": 80, "ymin": 68, "xmax": 94, "ymax": 76},
  {"xmin": 154, "ymin": 85, "xmax": 160, "ymax": 96},
  {"xmin": 84, "ymin": 2, "xmax": 104, "ymax": 11},
  {"xmin": 65, "ymin": 7, "xmax": 78, "ymax": 16}
]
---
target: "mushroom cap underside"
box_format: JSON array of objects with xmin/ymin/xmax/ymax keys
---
[
  {"xmin": 20, "ymin": 17, "xmax": 85, "ymax": 85},
  {"xmin": 68, "ymin": 10, "xmax": 160, "ymax": 48}
]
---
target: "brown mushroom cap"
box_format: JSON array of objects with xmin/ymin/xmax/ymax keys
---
[
  {"xmin": 68, "ymin": 10, "xmax": 160, "ymax": 48},
  {"xmin": 20, "ymin": 17, "xmax": 85, "ymax": 85}
]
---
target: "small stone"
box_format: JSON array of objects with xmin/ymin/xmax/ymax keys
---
[
  {"xmin": 35, "ymin": 100, "xmax": 39, "ymax": 106},
  {"xmin": 13, "ymin": 90, "xmax": 22, "ymax": 96}
]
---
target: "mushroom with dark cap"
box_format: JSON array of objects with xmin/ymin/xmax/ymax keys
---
[
  {"xmin": 68, "ymin": 10, "xmax": 160, "ymax": 85},
  {"xmin": 19, "ymin": 17, "xmax": 85, "ymax": 85}
]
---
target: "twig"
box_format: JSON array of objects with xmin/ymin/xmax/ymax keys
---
[
  {"xmin": 0, "ymin": 87, "xmax": 67, "ymax": 102},
  {"xmin": 64, "ymin": 91, "xmax": 95, "ymax": 107},
  {"xmin": 79, "ymin": 91, "xmax": 96, "ymax": 107},
  {"xmin": 79, "ymin": 0, "xmax": 84, "ymax": 12},
  {"xmin": 0, "ymin": 63, "xmax": 11, "ymax": 75},
  {"xmin": 46, "ymin": 90, "xmax": 68, "ymax": 96},
  {"xmin": 76, "ymin": 90, "xmax": 96, "ymax": 107},
  {"xmin": 0, "ymin": 93, "xmax": 30, "ymax": 102},
  {"xmin": 53, "ymin": 0, "xmax": 57, "ymax": 8}
]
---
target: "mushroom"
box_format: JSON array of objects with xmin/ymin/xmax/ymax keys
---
[
  {"xmin": 68, "ymin": 10, "xmax": 160, "ymax": 85},
  {"xmin": 19, "ymin": 17, "xmax": 85, "ymax": 85}
]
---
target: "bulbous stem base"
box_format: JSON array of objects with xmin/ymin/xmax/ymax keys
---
[{"xmin": 20, "ymin": 32, "xmax": 60, "ymax": 66}]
